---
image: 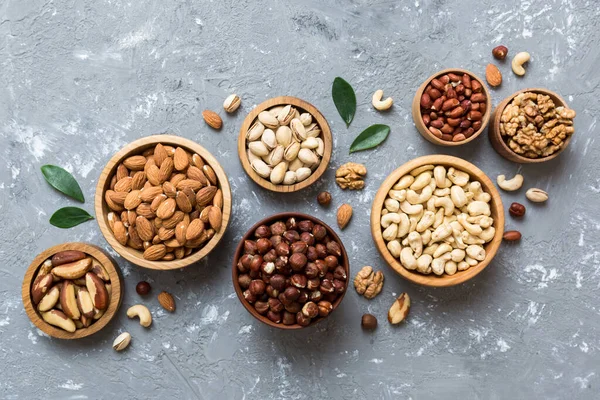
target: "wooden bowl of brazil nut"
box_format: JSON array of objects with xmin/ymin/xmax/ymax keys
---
[
  {"xmin": 95, "ymin": 135, "xmax": 232, "ymax": 270},
  {"xmin": 238, "ymin": 96, "xmax": 332, "ymax": 193},
  {"xmin": 488, "ymin": 88, "xmax": 576, "ymax": 163},
  {"xmin": 232, "ymin": 213, "xmax": 349, "ymax": 329},
  {"xmin": 22, "ymin": 242, "xmax": 123, "ymax": 339},
  {"xmin": 370, "ymin": 155, "xmax": 504, "ymax": 287},
  {"xmin": 412, "ymin": 68, "xmax": 492, "ymax": 146}
]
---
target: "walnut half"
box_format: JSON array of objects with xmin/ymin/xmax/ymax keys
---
[
  {"xmin": 336, "ymin": 162, "xmax": 367, "ymax": 190},
  {"xmin": 353, "ymin": 266, "xmax": 384, "ymax": 299}
]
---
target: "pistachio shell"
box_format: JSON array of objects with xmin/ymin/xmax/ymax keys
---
[
  {"xmin": 315, "ymin": 138, "xmax": 325, "ymax": 157},
  {"xmin": 258, "ymin": 111, "xmax": 279, "ymax": 129},
  {"xmin": 270, "ymin": 161, "xmax": 288, "ymax": 184},
  {"xmin": 248, "ymin": 141, "xmax": 269, "ymax": 157},
  {"xmin": 290, "ymin": 118, "xmax": 307, "ymax": 141},
  {"xmin": 251, "ymin": 159, "xmax": 271, "ymax": 178},
  {"xmin": 275, "ymin": 126, "xmax": 292, "ymax": 147},
  {"xmin": 300, "ymin": 113, "xmax": 312, "ymax": 126},
  {"xmin": 295, "ymin": 167, "xmax": 312, "ymax": 182},
  {"xmin": 298, "ymin": 148, "xmax": 319, "ymax": 166},
  {"xmin": 301, "ymin": 137, "xmax": 319, "ymax": 149},
  {"xmin": 261, "ymin": 129, "xmax": 277, "ymax": 149},
  {"xmin": 284, "ymin": 142, "xmax": 301, "ymax": 161},
  {"xmin": 247, "ymin": 121, "xmax": 265, "ymax": 141},
  {"xmin": 267, "ymin": 145, "xmax": 284, "ymax": 166},
  {"xmin": 305, "ymin": 123, "xmax": 321, "ymax": 138},
  {"xmin": 283, "ymin": 171, "xmax": 296, "ymax": 185},
  {"xmin": 276, "ymin": 105, "xmax": 295, "ymax": 126},
  {"xmin": 288, "ymin": 158, "xmax": 304, "ymax": 172}
]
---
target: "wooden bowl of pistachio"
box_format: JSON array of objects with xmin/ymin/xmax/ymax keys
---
[{"xmin": 237, "ymin": 96, "xmax": 333, "ymax": 193}]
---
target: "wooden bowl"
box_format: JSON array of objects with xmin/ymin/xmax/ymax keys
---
[
  {"xmin": 412, "ymin": 68, "xmax": 492, "ymax": 146},
  {"xmin": 232, "ymin": 212, "xmax": 349, "ymax": 329},
  {"xmin": 22, "ymin": 242, "xmax": 123, "ymax": 339},
  {"xmin": 238, "ymin": 96, "xmax": 332, "ymax": 192},
  {"xmin": 488, "ymin": 88, "xmax": 573, "ymax": 163},
  {"xmin": 370, "ymin": 155, "xmax": 504, "ymax": 287},
  {"xmin": 95, "ymin": 135, "xmax": 232, "ymax": 270}
]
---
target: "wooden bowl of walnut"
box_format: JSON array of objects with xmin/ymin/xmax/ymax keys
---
[
  {"xmin": 370, "ymin": 155, "xmax": 504, "ymax": 287},
  {"xmin": 488, "ymin": 88, "xmax": 575, "ymax": 163},
  {"xmin": 95, "ymin": 135, "xmax": 232, "ymax": 270},
  {"xmin": 22, "ymin": 242, "xmax": 122, "ymax": 339},
  {"xmin": 232, "ymin": 213, "xmax": 349, "ymax": 329},
  {"xmin": 238, "ymin": 96, "xmax": 332, "ymax": 192}
]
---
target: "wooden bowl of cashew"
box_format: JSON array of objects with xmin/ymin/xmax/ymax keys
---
[{"xmin": 370, "ymin": 155, "xmax": 504, "ymax": 287}]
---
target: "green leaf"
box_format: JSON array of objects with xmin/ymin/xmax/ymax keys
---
[
  {"xmin": 49, "ymin": 207, "xmax": 94, "ymax": 229},
  {"xmin": 41, "ymin": 165, "xmax": 85, "ymax": 202},
  {"xmin": 349, "ymin": 124, "xmax": 391, "ymax": 153},
  {"xmin": 332, "ymin": 77, "xmax": 356, "ymax": 127}
]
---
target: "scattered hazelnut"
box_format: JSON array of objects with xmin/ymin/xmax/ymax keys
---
[
  {"xmin": 261, "ymin": 261, "xmax": 275, "ymax": 275},
  {"xmin": 275, "ymin": 242, "xmax": 290, "ymax": 257},
  {"xmin": 317, "ymin": 191, "xmax": 332, "ymax": 206},
  {"xmin": 297, "ymin": 290, "xmax": 309, "ymax": 303},
  {"xmin": 306, "ymin": 246, "xmax": 318, "ymax": 261},
  {"xmin": 302, "ymin": 302, "xmax": 319, "ymax": 318},
  {"xmin": 333, "ymin": 265, "xmax": 347, "ymax": 280},
  {"xmin": 136, "ymin": 281, "xmax": 151, "ymax": 295},
  {"xmin": 249, "ymin": 255, "xmax": 263, "ymax": 273},
  {"xmin": 309, "ymin": 290, "xmax": 322, "ymax": 302},
  {"xmin": 254, "ymin": 301, "xmax": 269, "ymax": 315},
  {"xmin": 265, "ymin": 285, "xmax": 279, "ymax": 298},
  {"xmin": 285, "ymin": 302, "xmax": 301, "ymax": 314},
  {"xmin": 317, "ymin": 301, "xmax": 333, "ymax": 317},
  {"xmin": 333, "ymin": 279, "xmax": 346, "ymax": 294},
  {"xmin": 243, "ymin": 290, "xmax": 257, "ymax": 303},
  {"xmin": 285, "ymin": 217, "xmax": 297, "ymax": 230},
  {"xmin": 361, "ymin": 314, "xmax": 378, "ymax": 330},
  {"xmin": 244, "ymin": 240, "xmax": 258, "ymax": 254},
  {"xmin": 509, "ymin": 202, "xmax": 526, "ymax": 217},
  {"xmin": 290, "ymin": 241, "xmax": 308, "ymax": 254},
  {"xmin": 270, "ymin": 235, "xmax": 283, "ymax": 247},
  {"xmin": 326, "ymin": 241, "xmax": 342, "ymax": 257},
  {"xmin": 320, "ymin": 279, "xmax": 334, "ymax": 293},
  {"xmin": 239, "ymin": 254, "xmax": 254, "ymax": 272},
  {"xmin": 324, "ymin": 255, "xmax": 339, "ymax": 269},
  {"xmin": 307, "ymin": 277, "xmax": 320, "ymax": 290},
  {"xmin": 238, "ymin": 274, "xmax": 252, "ymax": 289},
  {"xmin": 492, "ymin": 45, "xmax": 508, "ymax": 60},
  {"xmin": 300, "ymin": 232, "xmax": 315, "ymax": 246},
  {"xmin": 283, "ymin": 230, "xmax": 300, "ymax": 243}
]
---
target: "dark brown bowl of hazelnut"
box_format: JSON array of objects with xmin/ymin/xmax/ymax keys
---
[{"xmin": 232, "ymin": 213, "xmax": 350, "ymax": 329}]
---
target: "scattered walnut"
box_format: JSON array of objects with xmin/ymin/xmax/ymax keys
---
[
  {"xmin": 335, "ymin": 162, "xmax": 367, "ymax": 190},
  {"xmin": 353, "ymin": 266, "xmax": 384, "ymax": 299},
  {"xmin": 500, "ymin": 92, "xmax": 576, "ymax": 159}
]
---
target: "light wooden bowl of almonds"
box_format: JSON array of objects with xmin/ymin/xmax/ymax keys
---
[
  {"xmin": 238, "ymin": 96, "xmax": 332, "ymax": 192},
  {"xmin": 370, "ymin": 155, "xmax": 504, "ymax": 287},
  {"xmin": 95, "ymin": 135, "xmax": 232, "ymax": 270},
  {"xmin": 22, "ymin": 242, "xmax": 122, "ymax": 339}
]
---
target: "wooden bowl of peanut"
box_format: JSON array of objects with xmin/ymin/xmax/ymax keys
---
[
  {"xmin": 22, "ymin": 242, "xmax": 122, "ymax": 339},
  {"xmin": 95, "ymin": 135, "xmax": 232, "ymax": 270},
  {"xmin": 370, "ymin": 155, "xmax": 504, "ymax": 287},
  {"xmin": 488, "ymin": 88, "xmax": 576, "ymax": 163}
]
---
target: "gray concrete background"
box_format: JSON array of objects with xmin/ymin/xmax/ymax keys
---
[{"xmin": 1, "ymin": 0, "xmax": 599, "ymax": 398}]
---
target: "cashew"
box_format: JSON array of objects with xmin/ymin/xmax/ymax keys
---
[
  {"xmin": 393, "ymin": 175, "xmax": 414, "ymax": 190},
  {"xmin": 466, "ymin": 245, "xmax": 486, "ymax": 261},
  {"xmin": 526, "ymin": 188, "xmax": 549, "ymax": 203},
  {"xmin": 457, "ymin": 213, "xmax": 483, "ymax": 236},
  {"xmin": 450, "ymin": 185, "xmax": 468, "ymax": 208},
  {"xmin": 447, "ymin": 167, "xmax": 469, "ymax": 186},
  {"xmin": 427, "ymin": 196, "xmax": 437, "ymax": 212},
  {"xmin": 381, "ymin": 212, "xmax": 401, "ymax": 228},
  {"xmin": 434, "ymin": 187, "xmax": 450, "ymax": 197},
  {"xmin": 443, "ymin": 215, "xmax": 457, "ymax": 225},
  {"xmin": 416, "ymin": 211, "xmax": 435, "ymax": 232},
  {"xmin": 465, "ymin": 256, "xmax": 479, "ymax": 266},
  {"xmin": 433, "ymin": 208, "xmax": 444, "ymax": 228},
  {"xmin": 406, "ymin": 186, "xmax": 433, "ymax": 205},
  {"xmin": 410, "ymin": 165, "xmax": 434, "ymax": 177},
  {"xmin": 421, "ymin": 229, "xmax": 431, "ymax": 246},
  {"xmin": 467, "ymin": 215, "xmax": 493, "ymax": 229},
  {"xmin": 443, "ymin": 236, "xmax": 455, "ymax": 245},
  {"xmin": 407, "ymin": 231, "xmax": 423, "ymax": 257},
  {"xmin": 433, "ymin": 166, "xmax": 446, "ymax": 187},
  {"xmin": 384, "ymin": 198, "xmax": 400, "ymax": 212},
  {"xmin": 372, "ymin": 89, "xmax": 393, "ymax": 111},
  {"xmin": 451, "ymin": 249, "xmax": 466, "ymax": 262},
  {"xmin": 445, "ymin": 261, "xmax": 457, "ymax": 275},
  {"xmin": 461, "ymin": 231, "xmax": 485, "ymax": 245},
  {"xmin": 468, "ymin": 181, "xmax": 491, "ymax": 202},
  {"xmin": 400, "ymin": 247, "xmax": 418, "ymax": 270},
  {"xmin": 387, "ymin": 240, "xmax": 402, "ymax": 258},
  {"xmin": 389, "ymin": 189, "xmax": 407, "ymax": 202},
  {"xmin": 433, "ymin": 243, "xmax": 453, "ymax": 258},
  {"xmin": 382, "ymin": 209, "xmax": 388, "ymax": 215},
  {"xmin": 423, "ymin": 244, "xmax": 439, "ymax": 256},
  {"xmin": 457, "ymin": 261, "xmax": 470, "ymax": 271},
  {"xmin": 431, "ymin": 253, "xmax": 451, "ymax": 276},
  {"xmin": 410, "ymin": 171, "xmax": 432, "ymax": 191},
  {"xmin": 497, "ymin": 174, "xmax": 523, "ymax": 191},
  {"xmin": 480, "ymin": 226, "xmax": 496, "ymax": 242},
  {"xmin": 434, "ymin": 196, "xmax": 455, "ymax": 216},
  {"xmin": 400, "ymin": 201, "xmax": 423, "ymax": 215},
  {"xmin": 397, "ymin": 213, "xmax": 410, "ymax": 239},
  {"xmin": 127, "ymin": 304, "xmax": 152, "ymax": 327},
  {"xmin": 511, "ymin": 51, "xmax": 530, "ymax": 76},
  {"xmin": 382, "ymin": 223, "xmax": 399, "ymax": 241},
  {"xmin": 409, "ymin": 214, "xmax": 420, "ymax": 232},
  {"xmin": 467, "ymin": 201, "xmax": 491, "ymax": 217},
  {"xmin": 431, "ymin": 224, "xmax": 452, "ymax": 243},
  {"xmin": 416, "ymin": 254, "xmax": 433, "ymax": 274}
]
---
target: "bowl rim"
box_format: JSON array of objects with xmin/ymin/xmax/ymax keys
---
[
  {"xmin": 94, "ymin": 134, "xmax": 232, "ymax": 270},
  {"xmin": 21, "ymin": 242, "xmax": 123, "ymax": 339},
  {"xmin": 489, "ymin": 88, "xmax": 572, "ymax": 163},
  {"xmin": 237, "ymin": 96, "xmax": 333, "ymax": 193},
  {"xmin": 231, "ymin": 212, "xmax": 349, "ymax": 329},
  {"xmin": 370, "ymin": 155, "xmax": 504, "ymax": 287},
  {"xmin": 412, "ymin": 68, "xmax": 492, "ymax": 146}
]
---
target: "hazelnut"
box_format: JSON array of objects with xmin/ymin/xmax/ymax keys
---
[
  {"xmin": 289, "ymin": 253, "xmax": 308, "ymax": 271},
  {"xmin": 254, "ymin": 301, "xmax": 269, "ymax": 315},
  {"xmin": 312, "ymin": 224, "xmax": 327, "ymax": 241},
  {"xmin": 136, "ymin": 281, "xmax": 151, "ymax": 295},
  {"xmin": 307, "ymin": 277, "xmax": 320, "ymax": 290},
  {"xmin": 263, "ymin": 249, "xmax": 277, "ymax": 262},
  {"xmin": 492, "ymin": 45, "xmax": 508, "ymax": 60},
  {"xmin": 249, "ymin": 255, "xmax": 263, "ymax": 273},
  {"xmin": 243, "ymin": 289, "xmax": 257, "ymax": 303},
  {"xmin": 333, "ymin": 265, "xmax": 347, "ymax": 280},
  {"xmin": 283, "ymin": 230, "xmax": 300, "ymax": 243},
  {"xmin": 317, "ymin": 300, "xmax": 333, "ymax": 317},
  {"xmin": 283, "ymin": 286, "xmax": 300, "ymax": 301},
  {"xmin": 278, "ymin": 293, "xmax": 293, "ymax": 307},
  {"xmin": 282, "ymin": 311, "xmax": 296, "ymax": 325},
  {"xmin": 323, "ymin": 292, "xmax": 337, "ymax": 303},
  {"xmin": 285, "ymin": 217, "xmax": 297, "ymax": 230},
  {"xmin": 333, "ymin": 279, "xmax": 346, "ymax": 294},
  {"xmin": 325, "ymin": 272, "xmax": 334, "ymax": 281},
  {"xmin": 285, "ymin": 302, "xmax": 302, "ymax": 314},
  {"xmin": 297, "ymin": 220, "xmax": 314, "ymax": 232},
  {"xmin": 261, "ymin": 261, "xmax": 275, "ymax": 275},
  {"xmin": 237, "ymin": 259, "xmax": 247, "ymax": 273},
  {"xmin": 361, "ymin": 313, "xmax": 377, "ymax": 330},
  {"xmin": 244, "ymin": 240, "xmax": 258, "ymax": 254},
  {"xmin": 265, "ymin": 285, "xmax": 279, "ymax": 298},
  {"xmin": 249, "ymin": 280, "xmax": 266, "ymax": 296},
  {"xmin": 324, "ymin": 255, "xmax": 339, "ymax": 269},
  {"xmin": 249, "ymin": 269, "xmax": 260, "ymax": 279},
  {"xmin": 315, "ymin": 244, "xmax": 327, "ymax": 259},
  {"xmin": 309, "ymin": 290, "xmax": 322, "ymax": 302},
  {"xmin": 270, "ymin": 235, "xmax": 283, "ymax": 247},
  {"xmin": 306, "ymin": 246, "xmax": 318, "ymax": 261},
  {"xmin": 300, "ymin": 232, "xmax": 315, "ymax": 246},
  {"xmin": 290, "ymin": 274, "xmax": 307, "ymax": 288},
  {"xmin": 326, "ymin": 241, "xmax": 342, "ymax": 257},
  {"xmin": 275, "ymin": 242, "xmax": 290, "ymax": 257},
  {"xmin": 290, "ymin": 241, "xmax": 308, "ymax": 254},
  {"xmin": 315, "ymin": 260, "xmax": 328, "ymax": 277},
  {"xmin": 239, "ymin": 254, "xmax": 254, "ymax": 272},
  {"xmin": 238, "ymin": 274, "xmax": 252, "ymax": 289},
  {"xmin": 317, "ymin": 191, "xmax": 332, "ymax": 206},
  {"xmin": 256, "ymin": 238, "xmax": 272, "ymax": 254},
  {"xmin": 270, "ymin": 221, "xmax": 286, "ymax": 236},
  {"xmin": 296, "ymin": 312, "xmax": 311, "ymax": 326},
  {"xmin": 305, "ymin": 263, "xmax": 319, "ymax": 279},
  {"xmin": 297, "ymin": 290, "xmax": 308, "ymax": 303},
  {"xmin": 320, "ymin": 279, "xmax": 334, "ymax": 293},
  {"xmin": 269, "ymin": 274, "xmax": 287, "ymax": 291},
  {"xmin": 275, "ymin": 256, "xmax": 290, "ymax": 274},
  {"xmin": 266, "ymin": 310, "xmax": 281, "ymax": 323},
  {"xmin": 509, "ymin": 202, "xmax": 526, "ymax": 217},
  {"xmin": 254, "ymin": 225, "xmax": 271, "ymax": 238},
  {"xmin": 302, "ymin": 302, "xmax": 319, "ymax": 318},
  {"xmin": 268, "ymin": 298, "xmax": 284, "ymax": 312}
]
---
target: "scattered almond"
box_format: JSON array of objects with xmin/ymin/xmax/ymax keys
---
[
  {"xmin": 202, "ymin": 110, "xmax": 222, "ymax": 130},
  {"xmin": 337, "ymin": 203, "xmax": 353, "ymax": 230},
  {"xmin": 157, "ymin": 291, "xmax": 176, "ymax": 312},
  {"xmin": 485, "ymin": 64, "xmax": 502, "ymax": 87}
]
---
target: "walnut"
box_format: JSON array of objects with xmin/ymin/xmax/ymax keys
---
[
  {"xmin": 336, "ymin": 162, "xmax": 367, "ymax": 190},
  {"xmin": 353, "ymin": 266, "xmax": 384, "ymax": 299}
]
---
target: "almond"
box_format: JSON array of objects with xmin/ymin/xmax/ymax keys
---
[
  {"xmin": 156, "ymin": 198, "xmax": 177, "ymax": 220},
  {"xmin": 144, "ymin": 157, "xmax": 156, "ymax": 173},
  {"xmin": 128, "ymin": 224, "xmax": 144, "ymax": 249},
  {"xmin": 123, "ymin": 155, "xmax": 147, "ymax": 171},
  {"xmin": 124, "ymin": 190, "xmax": 142, "ymax": 210},
  {"xmin": 162, "ymin": 211, "xmax": 184, "ymax": 229},
  {"xmin": 191, "ymin": 153, "xmax": 205, "ymax": 168},
  {"xmin": 170, "ymin": 173, "xmax": 187, "ymax": 187},
  {"xmin": 183, "ymin": 187, "xmax": 197, "ymax": 207},
  {"xmin": 114, "ymin": 176, "xmax": 133, "ymax": 192},
  {"xmin": 158, "ymin": 157, "xmax": 174, "ymax": 183},
  {"xmin": 203, "ymin": 165, "xmax": 218, "ymax": 185},
  {"xmin": 199, "ymin": 206, "xmax": 211, "ymax": 223},
  {"xmin": 175, "ymin": 221, "xmax": 188, "ymax": 245},
  {"xmin": 485, "ymin": 64, "xmax": 502, "ymax": 87},
  {"xmin": 139, "ymin": 186, "xmax": 163, "ymax": 202},
  {"xmin": 162, "ymin": 181, "xmax": 177, "ymax": 198},
  {"xmin": 136, "ymin": 216, "xmax": 155, "ymax": 241},
  {"xmin": 131, "ymin": 171, "xmax": 147, "ymax": 190},
  {"xmin": 144, "ymin": 244, "xmax": 167, "ymax": 261},
  {"xmin": 157, "ymin": 291, "xmax": 176, "ymax": 312},
  {"xmin": 196, "ymin": 186, "xmax": 218, "ymax": 206},
  {"xmin": 154, "ymin": 143, "xmax": 169, "ymax": 166},
  {"xmin": 108, "ymin": 190, "xmax": 128, "ymax": 205},
  {"xmin": 113, "ymin": 221, "xmax": 128, "ymax": 246},
  {"xmin": 208, "ymin": 206, "xmax": 222, "ymax": 231},
  {"xmin": 150, "ymin": 194, "xmax": 167, "ymax": 212},
  {"xmin": 136, "ymin": 203, "xmax": 155, "ymax": 219},
  {"xmin": 337, "ymin": 203, "xmax": 353, "ymax": 229},
  {"xmin": 202, "ymin": 110, "xmax": 222, "ymax": 130},
  {"xmin": 173, "ymin": 147, "xmax": 189, "ymax": 171},
  {"xmin": 176, "ymin": 191, "xmax": 192, "ymax": 213},
  {"xmin": 105, "ymin": 191, "xmax": 124, "ymax": 212},
  {"xmin": 146, "ymin": 164, "xmax": 161, "ymax": 186},
  {"xmin": 158, "ymin": 226, "xmax": 176, "ymax": 241},
  {"xmin": 164, "ymin": 238, "xmax": 181, "ymax": 248},
  {"xmin": 116, "ymin": 163, "xmax": 129, "ymax": 181},
  {"xmin": 107, "ymin": 212, "xmax": 119, "ymax": 231},
  {"xmin": 185, "ymin": 219, "xmax": 205, "ymax": 241},
  {"xmin": 176, "ymin": 179, "xmax": 202, "ymax": 192},
  {"xmin": 126, "ymin": 210, "xmax": 137, "ymax": 226},
  {"xmin": 186, "ymin": 166, "xmax": 208, "ymax": 185}
]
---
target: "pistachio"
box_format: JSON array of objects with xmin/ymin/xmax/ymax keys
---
[
  {"xmin": 247, "ymin": 121, "xmax": 265, "ymax": 141},
  {"xmin": 275, "ymin": 126, "xmax": 292, "ymax": 147},
  {"xmin": 276, "ymin": 105, "xmax": 295, "ymax": 126},
  {"xmin": 298, "ymin": 148, "xmax": 319, "ymax": 166},
  {"xmin": 288, "ymin": 158, "xmax": 304, "ymax": 172},
  {"xmin": 290, "ymin": 118, "xmax": 307, "ymax": 141},
  {"xmin": 261, "ymin": 129, "xmax": 277, "ymax": 149},
  {"xmin": 251, "ymin": 159, "xmax": 272, "ymax": 178},
  {"xmin": 258, "ymin": 111, "xmax": 279, "ymax": 129},
  {"xmin": 270, "ymin": 162, "xmax": 288, "ymax": 184},
  {"xmin": 296, "ymin": 167, "xmax": 312, "ymax": 182},
  {"xmin": 305, "ymin": 123, "xmax": 321, "ymax": 138},
  {"xmin": 112, "ymin": 332, "xmax": 131, "ymax": 351},
  {"xmin": 315, "ymin": 138, "xmax": 325, "ymax": 157},
  {"xmin": 301, "ymin": 137, "xmax": 319, "ymax": 149},
  {"xmin": 248, "ymin": 141, "xmax": 269, "ymax": 157},
  {"xmin": 284, "ymin": 142, "xmax": 301, "ymax": 161},
  {"xmin": 283, "ymin": 171, "xmax": 296, "ymax": 185},
  {"xmin": 300, "ymin": 113, "xmax": 313, "ymax": 126},
  {"xmin": 266, "ymin": 145, "xmax": 284, "ymax": 166},
  {"xmin": 526, "ymin": 188, "xmax": 548, "ymax": 203},
  {"xmin": 247, "ymin": 149, "xmax": 261, "ymax": 164},
  {"xmin": 223, "ymin": 94, "xmax": 241, "ymax": 113}
]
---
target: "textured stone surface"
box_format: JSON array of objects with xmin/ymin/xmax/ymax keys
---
[{"xmin": 1, "ymin": 0, "xmax": 599, "ymax": 398}]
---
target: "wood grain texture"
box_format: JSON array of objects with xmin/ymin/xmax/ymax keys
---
[
  {"xmin": 94, "ymin": 135, "xmax": 232, "ymax": 270},
  {"xmin": 488, "ymin": 88, "xmax": 572, "ymax": 163},
  {"xmin": 22, "ymin": 242, "xmax": 123, "ymax": 340},
  {"xmin": 238, "ymin": 96, "xmax": 332, "ymax": 193},
  {"xmin": 370, "ymin": 155, "xmax": 504, "ymax": 287},
  {"xmin": 411, "ymin": 68, "xmax": 492, "ymax": 147},
  {"xmin": 231, "ymin": 212, "xmax": 349, "ymax": 330}
]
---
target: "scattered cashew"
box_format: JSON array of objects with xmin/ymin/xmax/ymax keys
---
[
  {"xmin": 421, "ymin": 229, "xmax": 432, "ymax": 245},
  {"xmin": 431, "ymin": 252, "xmax": 451, "ymax": 275},
  {"xmin": 445, "ymin": 261, "xmax": 458, "ymax": 275},
  {"xmin": 127, "ymin": 305, "xmax": 152, "ymax": 327},
  {"xmin": 433, "ymin": 166, "xmax": 446, "ymax": 187},
  {"xmin": 479, "ymin": 227, "xmax": 496, "ymax": 242},
  {"xmin": 434, "ymin": 187, "xmax": 450, "ymax": 196},
  {"xmin": 497, "ymin": 174, "xmax": 523, "ymax": 191},
  {"xmin": 433, "ymin": 243, "xmax": 453, "ymax": 258},
  {"xmin": 431, "ymin": 224, "xmax": 453, "ymax": 243},
  {"xmin": 372, "ymin": 89, "xmax": 393, "ymax": 111},
  {"xmin": 450, "ymin": 186, "xmax": 468, "ymax": 208},
  {"xmin": 397, "ymin": 213, "xmax": 410, "ymax": 238},
  {"xmin": 433, "ymin": 208, "xmax": 444, "ymax": 228},
  {"xmin": 511, "ymin": 51, "xmax": 530, "ymax": 76},
  {"xmin": 451, "ymin": 249, "xmax": 466, "ymax": 262},
  {"xmin": 416, "ymin": 211, "xmax": 435, "ymax": 232},
  {"xmin": 467, "ymin": 201, "xmax": 491, "ymax": 217},
  {"xmin": 410, "ymin": 165, "xmax": 434, "ymax": 177},
  {"xmin": 457, "ymin": 213, "xmax": 483, "ymax": 236},
  {"xmin": 457, "ymin": 261, "xmax": 470, "ymax": 271},
  {"xmin": 406, "ymin": 186, "xmax": 433, "ymax": 205},
  {"xmin": 467, "ymin": 181, "xmax": 491, "ymax": 202},
  {"xmin": 461, "ymin": 230, "xmax": 485, "ymax": 245},
  {"xmin": 465, "ymin": 256, "xmax": 479, "ymax": 266},
  {"xmin": 447, "ymin": 168, "xmax": 469, "ymax": 186},
  {"xmin": 423, "ymin": 244, "xmax": 439, "ymax": 256}
]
